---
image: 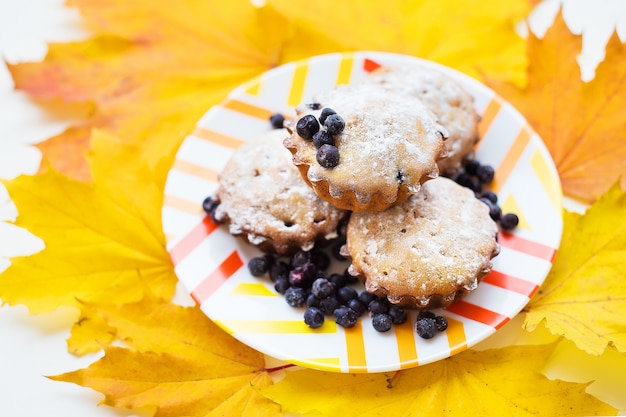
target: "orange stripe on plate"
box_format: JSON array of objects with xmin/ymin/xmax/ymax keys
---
[
  {"xmin": 163, "ymin": 194, "xmax": 204, "ymax": 215},
  {"xmin": 477, "ymin": 97, "xmax": 502, "ymax": 138},
  {"xmin": 490, "ymin": 126, "xmax": 532, "ymax": 193},
  {"xmin": 498, "ymin": 232, "xmax": 557, "ymax": 262},
  {"xmin": 363, "ymin": 58, "xmax": 382, "ymax": 73},
  {"xmin": 445, "ymin": 300, "xmax": 509, "ymax": 330},
  {"xmin": 222, "ymin": 99, "xmax": 273, "ymax": 120},
  {"xmin": 169, "ymin": 216, "xmax": 218, "ymax": 265},
  {"xmin": 445, "ymin": 317, "xmax": 467, "ymax": 356},
  {"xmin": 192, "ymin": 127, "xmax": 245, "ymax": 149},
  {"xmin": 172, "ymin": 159, "xmax": 218, "ymax": 182},
  {"xmin": 288, "ymin": 62, "xmax": 309, "ymax": 107},
  {"xmin": 335, "ymin": 56, "xmax": 354, "ymax": 85},
  {"xmin": 345, "ymin": 321, "xmax": 367, "ymax": 372},
  {"xmin": 191, "ymin": 251, "xmax": 244, "ymax": 305},
  {"xmin": 482, "ymin": 270, "xmax": 540, "ymax": 297},
  {"xmin": 395, "ymin": 319, "xmax": 418, "ymax": 368}
]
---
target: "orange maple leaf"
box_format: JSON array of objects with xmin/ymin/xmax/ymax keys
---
[{"xmin": 483, "ymin": 10, "xmax": 626, "ymax": 203}]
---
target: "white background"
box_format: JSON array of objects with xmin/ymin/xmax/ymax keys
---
[{"xmin": 1, "ymin": 0, "xmax": 626, "ymax": 415}]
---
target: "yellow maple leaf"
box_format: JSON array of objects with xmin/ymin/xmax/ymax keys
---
[
  {"xmin": 0, "ymin": 130, "xmax": 176, "ymax": 313},
  {"xmin": 261, "ymin": 343, "xmax": 616, "ymax": 416},
  {"xmin": 524, "ymin": 181, "xmax": 626, "ymax": 355},
  {"xmin": 268, "ymin": 0, "xmax": 530, "ymax": 86},
  {"xmin": 483, "ymin": 10, "xmax": 626, "ymax": 203},
  {"xmin": 53, "ymin": 296, "xmax": 281, "ymax": 417},
  {"xmin": 9, "ymin": 0, "xmax": 529, "ymax": 181}
]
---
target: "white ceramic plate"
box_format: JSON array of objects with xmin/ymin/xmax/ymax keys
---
[{"xmin": 161, "ymin": 52, "xmax": 563, "ymax": 373}]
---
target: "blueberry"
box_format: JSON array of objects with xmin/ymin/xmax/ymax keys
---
[
  {"xmin": 248, "ymin": 256, "xmax": 270, "ymax": 277},
  {"xmin": 331, "ymin": 238, "xmax": 347, "ymax": 261},
  {"xmin": 274, "ymin": 277, "xmax": 290, "ymax": 294},
  {"xmin": 388, "ymin": 306, "xmax": 407, "ymax": 325},
  {"xmin": 269, "ymin": 261, "xmax": 290, "ymax": 282},
  {"xmin": 337, "ymin": 286, "xmax": 358, "ymax": 304},
  {"xmin": 269, "ymin": 113, "xmax": 285, "ymax": 129},
  {"xmin": 319, "ymin": 107, "xmax": 337, "ymax": 125},
  {"xmin": 479, "ymin": 198, "xmax": 502, "ymax": 221},
  {"xmin": 317, "ymin": 144, "xmax": 340, "ymax": 168},
  {"xmin": 418, "ymin": 310, "xmax": 436, "ymax": 320},
  {"xmin": 334, "ymin": 306, "xmax": 358, "ymax": 328},
  {"xmin": 324, "ymin": 114, "xmax": 346, "ymax": 135},
  {"xmin": 347, "ymin": 298, "xmax": 366, "ymax": 316},
  {"xmin": 372, "ymin": 313, "xmax": 393, "ymax": 332},
  {"xmin": 416, "ymin": 317, "xmax": 437, "ymax": 339},
  {"xmin": 311, "ymin": 278, "xmax": 335, "ymax": 299},
  {"xmin": 368, "ymin": 298, "xmax": 389, "ymax": 315},
  {"xmin": 319, "ymin": 296, "xmax": 340, "ymax": 315},
  {"xmin": 306, "ymin": 102, "xmax": 322, "ymax": 110},
  {"xmin": 434, "ymin": 316, "xmax": 448, "ymax": 332},
  {"xmin": 500, "ymin": 213, "xmax": 519, "ymax": 231},
  {"xmin": 202, "ymin": 196, "xmax": 219, "ymax": 215},
  {"xmin": 343, "ymin": 268, "xmax": 360, "ymax": 285},
  {"xmin": 290, "ymin": 250, "xmax": 310, "ymax": 267},
  {"xmin": 476, "ymin": 164, "xmax": 495, "ymax": 184},
  {"xmin": 358, "ymin": 291, "xmax": 377, "ymax": 306},
  {"xmin": 329, "ymin": 273, "xmax": 346, "ymax": 289},
  {"xmin": 210, "ymin": 209, "xmax": 225, "ymax": 225},
  {"xmin": 310, "ymin": 250, "xmax": 331, "ymax": 270},
  {"xmin": 289, "ymin": 262, "xmax": 316, "ymax": 287},
  {"xmin": 454, "ymin": 172, "xmax": 474, "ymax": 189},
  {"xmin": 304, "ymin": 307, "xmax": 325, "ymax": 328},
  {"xmin": 285, "ymin": 287, "xmax": 307, "ymax": 307},
  {"xmin": 481, "ymin": 190, "xmax": 498, "ymax": 204},
  {"xmin": 312, "ymin": 130, "xmax": 335, "ymax": 148},
  {"xmin": 296, "ymin": 114, "xmax": 320, "ymax": 139},
  {"xmin": 306, "ymin": 293, "xmax": 321, "ymax": 308},
  {"xmin": 464, "ymin": 160, "xmax": 481, "ymax": 175}
]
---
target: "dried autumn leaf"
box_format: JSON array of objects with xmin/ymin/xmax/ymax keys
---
[
  {"xmin": 483, "ymin": 10, "xmax": 626, "ymax": 203},
  {"xmin": 261, "ymin": 343, "xmax": 615, "ymax": 416},
  {"xmin": 524, "ymin": 181, "xmax": 626, "ymax": 355},
  {"xmin": 54, "ymin": 296, "xmax": 281, "ymax": 417},
  {"xmin": 8, "ymin": 0, "xmax": 291, "ymax": 181},
  {"xmin": 0, "ymin": 130, "xmax": 176, "ymax": 313},
  {"xmin": 267, "ymin": 0, "xmax": 530, "ymax": 86}
]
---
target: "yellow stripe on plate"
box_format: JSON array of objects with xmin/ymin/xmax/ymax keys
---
[
  {"xmin": 289, "ymin": 357, "xmax": 342, "ymax": 371},
  {"xmin": 163, "ymin": 194, "xmax": 204, "ymax": 215},
  {"xmin": 192, "ymin": 127, "xmax": 245, "ymax": 149},
  {"xmin": 230, "ymin": 283, "xmax": 278, "ymax": 297},
  {"xmin": 477, "ymin": 97, "xmax": 502, "ymax": 139},
  {"xmin": 395, "ymin": 319, "xmax": 418, "ymax": 369},
  {"xmin": 500, "ymin": 194, "xmax": 531, "ymax": 231},
  {"xmin": 172, "ymin": 159, "xmax": 218, "ymax": 182},
  {"xmin": 446, "ymin": 317, "xmax": 467, "ymax": 356},
  {"xmin": 288, "ymin": 61, "xmax": 309, "ymax": 107},
  {"xmin": 345, "ymin": 321, "xmax": 367, "ymax": 372},
  {"xmin": 218, "ymin": 319, "xmax": 338, "ymax": 334},
  {"xmin": 530, "ymin": 148, "xmax": 562, "ymax": 212},
  {"xmin": 335, "ymin": 55, "xmax": 354, "ymax": 85},
  {"xmin": 243, "ymin": 79, "xmax": 261, "ymax": 96}
]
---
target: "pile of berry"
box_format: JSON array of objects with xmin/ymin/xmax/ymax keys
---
[
  {"xmin": 294, "ymin": 104, "xmax": 345, "ymax": 168},
  {"xmin": 451, "ymin": 159, "xmax": 519, "ymax": 231},
  {"xmin": 245, "ymin": 243, "xmax": 448, "ymax": 337}
]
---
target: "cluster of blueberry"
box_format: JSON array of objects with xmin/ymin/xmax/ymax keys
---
[
  {"xmin": 295, "ymin": 104, "xmax": 345, "ymax": 168},
  {"xmin": 452, "ymin": 159, "xmax": 519, "ymax": 232},
  {"xmin": 246, "ymin": 246, "xmax": 447, "ymax": 336}
]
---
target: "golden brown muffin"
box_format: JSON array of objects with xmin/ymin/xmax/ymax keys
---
[
  {"xmin": 365, "ymin": 64, "xmax": 480, "ymax": 176},
  {"xmin": 283, "ymin": 83, "xmax": 448, "ymax": 212},
  {"xmin": 344, "ymin": 177, "xmax": 500, "ymax": 309},
  {"xmin": 213, "ymin": 129, "xmax": 349, "ymax": 255}
]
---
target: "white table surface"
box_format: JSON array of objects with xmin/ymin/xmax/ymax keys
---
[{"xmin": 1, "ymin": 0, "xmax": 625, "ymax": 415}]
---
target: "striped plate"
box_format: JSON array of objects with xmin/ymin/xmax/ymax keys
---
[{"xmin": 162, "ymin": 52, "xmax": 563, "ymax": 373}]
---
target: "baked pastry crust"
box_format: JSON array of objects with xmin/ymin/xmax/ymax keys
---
[
  {"xmin": 214, "ymin": 129, "xmax": 349, "ymax": 255},
  {"xmin": 345, "ymin": 177, "xmax": 500, "ymax": 309},
  {"xmin": 284, "ymin": 83, "xmax": 448, "ymax": 212},
  {"xmin": 365, "ymin": 64, "xmax": 480, "ymax": 176}
]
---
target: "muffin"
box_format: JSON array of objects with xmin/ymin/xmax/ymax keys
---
[
  {"xmin": 213, "ymin": 129, "xmax": 349, "ymax": 255},
  {"xmin": 365, "ymin": 63, "xmax": 480, "ymax": 176},
  {"xmin": 283, "ymin": 82, "xmax": 448, "ymax": 212},
  {"xmin": 344, "ymin": 177, "xmax": 500, "ymax": 309}
]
